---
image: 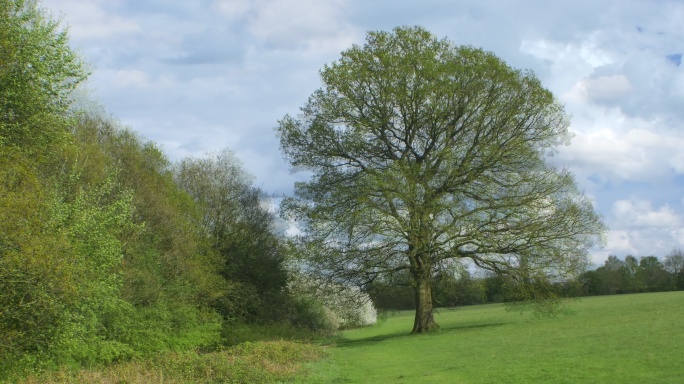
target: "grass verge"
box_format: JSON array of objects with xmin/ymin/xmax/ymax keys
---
[{"xmin": 18, "ymin": 340, "xmax": 326, "ymax": 384}]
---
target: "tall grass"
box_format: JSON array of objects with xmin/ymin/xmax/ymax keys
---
[{"xmin": 18, "ymin": 340, "xmax": 326, "ymax": 384}]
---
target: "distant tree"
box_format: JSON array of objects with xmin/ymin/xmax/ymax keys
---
[
  {"xmin": 367, "ymin": 271, "xmax": 416, "ymax": 311},
  {"xmin": 582, "ymin": 255, "xmax": 637, "ymax": 295},
  {"xmin": 579, "ymin": 254, "xmax": 680, "ymax": 296},
  {"xmin": 621, "ymin": 255, "xmax": 643, "ymax": 293},
  {"xmin": 483, "ymin": 273, "xmax": 512, "ymax": 303},
  {"xmin": 637, "ymin": 256, "xmax": 670, "ymax": 292},
  {"xmin": 601, "ymin": 256, "xmax": 628, "ymax": 294},
  {"xmin": 278, "ymin": 26, "xmax": 606, "ymax": 333},
  {"xmin": 175, "ymin": 150, "xmax": 288, "ymax": 321},
  {"xmin": 577, "ymin": 269, "xmax": 601, "ymax": 296},
  {"xmin": 663, "ymin": 249, "xmax": 684, "ymax": 290},
  {"xmin": 433, "ymin": 267, "xmax": 487, "ymax": 307},
  {"xmin": 287, "ymin": 271, "xmax": 377, "ymax": 330}
]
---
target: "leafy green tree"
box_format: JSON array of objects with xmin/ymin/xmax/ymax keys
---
[
  {"xmin": 175, "ymin": 150, "xmax": 288, "ymax": 322},
  {"xmin": 0, "ymin": 0, "xmax": 110, "ymax": 371},
  {"xmin": 0, "ymin": 151, "xmax": 136, "ymax": 370},
  {"xmin": 278, "ymin": 26, "xmax": 606, "ymax": 333},
  {"xmin": 0, "ymin": 0, "xmax": 87, "ymax": 155},
  {"xmin": 0, "ymin": 154, "xmax": 68, "ymax": 366},
  {"xmin": 67, "ymin": 114, "xmax": 224, "ymax": 355},
  {"xmin": 0, "ymin": 0, "xmax": 226, "ymax": 370},
  {"xmin": 48, "ymin": 174, "xmax": 137, "ymax": 365}
]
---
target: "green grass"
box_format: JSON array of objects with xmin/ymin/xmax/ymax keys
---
[{"xmin": 298, "ymin": 292, "xmax": 684, "ymax": 383}]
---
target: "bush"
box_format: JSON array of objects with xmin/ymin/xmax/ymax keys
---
[{"xmin": 287, "ymin": 272, "xmax": 377, "ymax": 330}]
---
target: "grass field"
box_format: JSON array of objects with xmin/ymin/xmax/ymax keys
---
[{"xmin": 299, "ymin": 292, "xmax": 684, "ymax": 383}]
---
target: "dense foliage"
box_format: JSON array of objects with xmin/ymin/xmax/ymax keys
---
[
  {"xmin": 174, "ymin": 151, "xmax": 288, "ymax": 323},
  {"xmin": 0, "ymin": 1, "xmax": 332, "ymax": 379}
]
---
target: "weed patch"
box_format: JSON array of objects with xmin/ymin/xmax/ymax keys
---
[{"xmin": 18, "ymin": 340, "xmax": 326, "ymax": 384}]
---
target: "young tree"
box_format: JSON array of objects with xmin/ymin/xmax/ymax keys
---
[{"xmin": 278, "ymin": 26, "xmax": 606, "ymax": 333}]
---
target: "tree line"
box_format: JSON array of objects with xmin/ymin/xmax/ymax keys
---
[
  {"xmin": 1, "ymin": 1, "xmax": 349, "ymax": 377},
  {"xmin": 368, "ymin": 249, "xmax": 684, "ymax": 310},
  {"xmin": 578, "ymin": 250, "xmax": 684, "ymax": 295}
]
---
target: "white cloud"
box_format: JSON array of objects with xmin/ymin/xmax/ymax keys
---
[
  {"xmin": 107, "ymin": 69, "xmax": 176, "ymax": 90},
  {"xmin": 520, "ymin": 34, "xmax": 618, "ymax": 92},
  {"xmin": 597, "ymin": 198, "xmax": 684, "ymax": 259},
  {"xmin": 213, "ymin": 0, "xmax": 361, "ymax": 51},
  {"xmin": 671, "ymin": 153, "xmax": 684, "ymax": 174},
  {"xmin": 111, "ymin": 69, "xmax": 150, "ymax": 88},
  {"xmin": 605, "ymin": 230, "xmax": 637, "ymax": 256},
  {"xmin": 671, "ymin": 228, "xmax": 684, "ymax": 247},
  {"xmin": 555, "ymin": 106, "xmax": 684, "ymax": 185},
  {"xmin": 212, "ymin": 0, "xmax": 253, "ymax": 20},
  {"xmin": 43, "ymin": 0, "xmax": 141, "ymax": 41},
  {"xmin": 566, "ymin": 75, "xmax": 634, "ymax": 103},
  {"xmin": 612, "ymin": 199, "xmax": 680, "ymax": 227}
]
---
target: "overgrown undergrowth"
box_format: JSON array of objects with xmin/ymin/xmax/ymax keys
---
[{"xmin": 17, "ymin": 340, "xmax": 326, "ymax": 384}]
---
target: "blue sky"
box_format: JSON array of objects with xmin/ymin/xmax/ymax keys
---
[{"xmin": 41, "ymin": 0, "xmax": 684, "ymax": 265}]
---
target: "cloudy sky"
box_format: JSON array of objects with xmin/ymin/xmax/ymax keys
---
[{"xmin": 41, "ymin": 0, "xmax": 684, "ymax": 265}]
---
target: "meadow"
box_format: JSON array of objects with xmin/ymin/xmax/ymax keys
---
[
  {"xmin": 300, "ymin": 291, "xmax": 684, "ymax": 383},
  {"xmin": 17, "ymin": 292, "xmax": 683, "ymax": 383}
]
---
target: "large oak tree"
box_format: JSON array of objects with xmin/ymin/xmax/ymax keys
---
[{"xmin": 278, "ymin": 26, "xmax": 606, "ymax": 333}]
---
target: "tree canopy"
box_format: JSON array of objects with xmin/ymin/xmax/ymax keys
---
[
  {"xmin": 278, "ymin": 26, "xmax": 606, "ymax": 333},
  {"xmin": 0, "ymin": 0, "xmax": 86, "ymax": 154}
]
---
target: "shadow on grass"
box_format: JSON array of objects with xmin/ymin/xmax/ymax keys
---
[{"xmin": 335, "ymin": 322, "xmax": 509, "ymax": 348}]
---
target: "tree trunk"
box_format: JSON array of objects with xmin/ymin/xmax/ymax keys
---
[{"xmin": 412, "ymin": 275, "xmax": 438, "ymax": 333}]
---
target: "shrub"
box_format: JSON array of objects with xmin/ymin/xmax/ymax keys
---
[{"xmin": 287, "ymin": 272, "xmax": 377, "ymax": 330}]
